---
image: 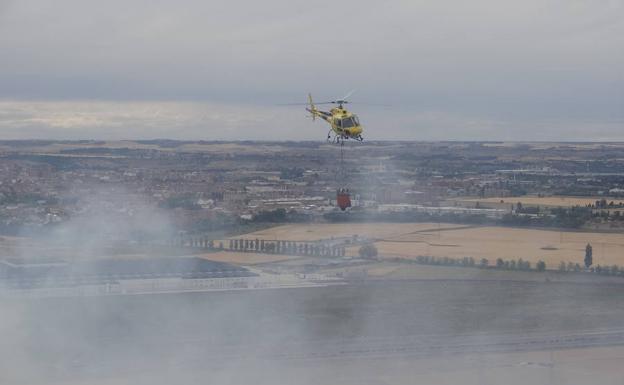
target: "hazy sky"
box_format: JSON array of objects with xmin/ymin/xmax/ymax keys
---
[{"xmin": 0, "ymin": 0, "xmax": 622, "ymax": 141}]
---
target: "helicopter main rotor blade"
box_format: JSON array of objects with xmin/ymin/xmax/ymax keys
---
[
  {"xmin": 347, "ymin": 102, "xmax": 391, "ymax": 107},
  {"xmin": 340, "ymin": 89, "xmax": 356, "ymax": 101},
  {"xmin": 277, "ymin": 101, "xmax": 335, "ymax": 106},
  {"xmin": 330, "ymin": 90, "xmax": 356, "ymax": 104}
]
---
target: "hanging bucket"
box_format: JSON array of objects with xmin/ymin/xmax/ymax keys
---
[{"xmin": 337, "ymin": 188, "xmax": 352, "ymax": 211}]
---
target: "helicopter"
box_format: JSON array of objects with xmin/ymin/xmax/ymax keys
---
[
  {"xmin": 285, "ymin": 91, "xmax": 364, "ymax": 143},
  {"xmin": 284, "ymin": 91, "xmax": 363, "ymax": 210}
]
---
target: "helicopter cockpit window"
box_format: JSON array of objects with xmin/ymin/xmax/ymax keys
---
[{"xmin": 341, "ymin": 117, "xmax": 357, "ymax": 128}]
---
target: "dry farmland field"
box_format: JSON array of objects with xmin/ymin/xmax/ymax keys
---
[
  {"xmin": 233, "ymin": 223, "xmax": 624, "ymax": 268},
  {"xmin": 450, "ymin": 195, "xmax": 624, "ymax": 208},
  {"xmin": 198, "ymin": 251, "xmax": 299, "ymax": 265},
  {"xmin": 372, "ymin": 226, "xmax": 624, "ymax": 267},
  {"xmin": 229, "ymin": 222, "xmax": 469, "ymax": 242}
]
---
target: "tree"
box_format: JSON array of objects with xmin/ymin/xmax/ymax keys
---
[
  {"xmin": 359, "ymin": 244, "xmax": 378, "ymax": 259},
  {"xmin": 536, "ymin": 260, "xmax": 546, "ymax": 272},
  {"xmin": 479, "ymin": 258, "xmax": 489, "ymax": 268},
  {"xmin": 496, "ymin": 258, "xmax": 504, "ymax": 268},
  {"xmin": 585, "ymin": 243, "xmax": 593, "ymax": 268}
]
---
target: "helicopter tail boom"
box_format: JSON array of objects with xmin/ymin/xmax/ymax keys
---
[{"xmin": 307, "ymin": 93, "xmax": 316, "ymax": 121}]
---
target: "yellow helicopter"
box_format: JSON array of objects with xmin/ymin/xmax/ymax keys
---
[{"xmin": 296, "ymin": 91, "xmax": 363, "ymax": 143}]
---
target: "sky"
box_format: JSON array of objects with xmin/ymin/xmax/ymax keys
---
[{"xmin": 0, "ymin": 0, "xmax": 622, "ymax": 141}]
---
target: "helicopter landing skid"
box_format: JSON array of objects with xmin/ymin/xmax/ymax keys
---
[{"xmin": 327, "ymin": 134, "xmax": 343, "ymax": 145}]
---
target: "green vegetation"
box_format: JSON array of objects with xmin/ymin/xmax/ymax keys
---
[
  {"xmin": 536, "ymin": 260, "xmax": 546, "ymax": 271},
  {"xmin": 501, "ymin": 206, "xmax": 593, "ymax": 228},
  {"xmin": 358, "ymin": 244, "xmax": 378, "ymax": 259},
  {"xmin": 252, "ymin": 208, "xmax": 287, "ymax": 222},
  {"xmin": 251, "ymin": 209, "xmax": 312, "ymax": 223},
  {"xmin": 0, "ymin": 192, "xmax": 57, "ymax": 205},
  {"xmin": 279, "ymin": 167, "xmax": 305, "ymax": 180},
  {"xmin": 159, "ymin": 195, "xmax": 201, "ymax": 210},
  {"xmin": 323, "ymin": 211, "xmax": 490, "ymax": 225}
]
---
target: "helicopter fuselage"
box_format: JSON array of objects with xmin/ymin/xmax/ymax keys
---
[{"xmin": 306, "ymin": 94, "xmax": 363, "ymax": 142}]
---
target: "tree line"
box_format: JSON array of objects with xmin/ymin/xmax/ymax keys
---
[
  {"xmin": 390, "ymin": 255, "xmax": 548, "ymax": 272},
  {"xmin": 170, "ymin": 236, "xmax": 348, "ymax": 257},
  {"xmin": 227, "ymin": 238, "xmax": 347, "ymax": 257}
]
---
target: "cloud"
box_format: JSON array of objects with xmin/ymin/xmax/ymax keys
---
[
  {"xmin": 0, "ymin": 0, "xmax": 622, "ymax": 140},
  {"xmin": 1, "ymin": 100, "xmax": 622, "ymax": 141},
  {"xmin": 0, "ymin": 100, "xmax": 309, "ymax": 140}
]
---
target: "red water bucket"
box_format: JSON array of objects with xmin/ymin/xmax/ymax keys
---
[{"xmin": 337, "ymin": 188, "xmax": 352, "ymax": 211}]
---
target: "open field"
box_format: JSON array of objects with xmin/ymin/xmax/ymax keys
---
[
  {"xmin": 362, "ymin": 262, "xmax": 624, "ymax": 285},
  {"xmin": 8, "ymin": 280, "xmax": 624, "ymax": 385},
  {"xmin": 229, "ymin": 222, "xmax": 469, "ymax": 242},
  {"xmin": 450, "ymin": 195, "xmax": 624, "ymax": 208},
  {"xmin": 39, "ymin": 345, "xmax": 624, "ymax": 385},
  {"xmin": 198, "ymin": 251, "xmax": 299, "ymax": 265},
  {"xmin": 232, "ymin": 223, "xmax": 624, "ymax": 268},
  {"xmin": 371, "ymin": 225, "xmax": 624, "ymax": 267}
]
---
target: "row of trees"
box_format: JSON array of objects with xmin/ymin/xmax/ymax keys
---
[
  {"xmin": 591, "ymin": 199, "xmax": 624, "ymax": 209},
  {"xmin": 228, "ymin": 238, "xmax": 347, "ymax": 257},
  {"xmin": 391, "ymin": 255, "xmax": 548, "ymax": 272},
  {"xmin": 172, "ymin": 236, "xmax": 349, "ymax": 258},
  {"xmin": 411, "ymin": 255, "xmax": 480, "ymax": 268},
  {"xmin": 495, "ymin": 258, "xmax": 546, "ymax": 271},
  {"xmin": 170, "ymin": 237, "xmax": 223, "ymax": 249},
  {"xmin": 502, "ymin": 207, "xmax": 593, "ymax": 228},
  {"xmin": 558, "ymin": 260, "xmax": 624, "ymax": 276}
]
